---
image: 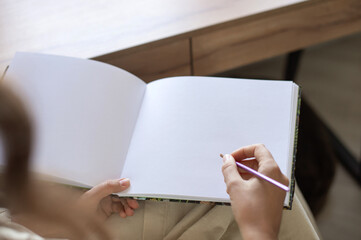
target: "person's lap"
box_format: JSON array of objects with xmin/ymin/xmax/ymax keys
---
[{"xmin": 106, "ymin": 185, "xmax": 320, "ymax": 240}]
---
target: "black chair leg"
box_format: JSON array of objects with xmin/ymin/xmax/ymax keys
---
[
  {"xmin": 284, "ymin": 49, "xmax": 304, "ymax": 81},
  {"xmin": 284, "ymin": 49, "xmax": 361, "ymax": 190}
]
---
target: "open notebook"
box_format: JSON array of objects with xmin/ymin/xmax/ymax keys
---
[{"xmin": 4, "ymin": 52, "xmax": 300, "ymax": 209}]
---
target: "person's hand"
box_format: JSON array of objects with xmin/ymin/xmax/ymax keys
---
[
  {"xmin": 221, "ymin": 144, "xmax": 289, "ymax": 240},
  {"xmin": 13, "ymin": 178, "xmax": 139, "ymax": 238},
  {"xmin": 78, "ymin": 178, "xmax": 139, "ymax": 221}
]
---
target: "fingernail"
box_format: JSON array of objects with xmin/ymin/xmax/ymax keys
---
[
  {"xmin": 119, "ymin": 178, "xmax": 130, "ymax": 187},
  {"xmin": 224, "ymin": 154, "xmax": 233, "ymax": 163}
]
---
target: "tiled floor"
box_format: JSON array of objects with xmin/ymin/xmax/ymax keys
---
[{"xmin": 219, "ymin": 32, "xmax": 361, "ymax": 239}]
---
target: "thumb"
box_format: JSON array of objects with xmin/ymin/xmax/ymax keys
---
[
  {"xmin": 222, "ymin": 154, "xmax": 243, "ymax": 186},
  {"xmin": 88, "ymin": 178, "xmax": 130, "ymax": 201}
]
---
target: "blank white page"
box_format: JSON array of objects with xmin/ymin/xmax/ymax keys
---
[
  {"xmin": 5, "ymin": 53, "xmax": 145, "ymax": 187},
  {"xmin": 121, "ymin": 76, "xmax": 295, "ymax": 203}
]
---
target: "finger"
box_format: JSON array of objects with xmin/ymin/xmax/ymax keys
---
[
  {"xmin": 235, "ymin": 159, "xmax": 258, "ymax": 180},
  {"xmin": 232, "ymin": 144, "xmax": 282, "ymax": 178},
  {"xmin": 231, "ymin": 144, "xmax": 275, "ymax": 167},
  {"xmin": 222, "ymin": 154, "xmax": 244, "ymax": 186},
  {"xmin": 119, "ymin": 198, "xmax": 134, "ymax": 216},
  {"xmin": 87, "ymin": 178, "xmax": 130, "ymax": 202},
  {"xmin": 113, "ymin": 202, "xmax": 127, "ymax": 218},
  {"xmin": 111, "ymin": 195, "xmax": 123, "ymax": 202},
  {"xmin": 126, "ymin": 198, "xmax": 139, "ymax": 209},
  {"xmin": 237, "ymin": 159, "xmax": 258, "ymax": 173},
  {"xmin": 282, "ymin": 175, "xmax": 290, "ymax": 186},
  {"xmin": 111, "ymin": 201, "xmax": 121, "ymax": 213},
  {"xmin": 109, "ymin": 200, "xmax": 127, "ymax": 218},
  {"xmin": 112, "ymin": 197, "xmax": 139, "ymax": 210}
]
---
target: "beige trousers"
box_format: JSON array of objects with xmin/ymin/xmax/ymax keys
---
[{"xmin": 106, "ymin": 185, "xmax": 321, "ymax": 240}]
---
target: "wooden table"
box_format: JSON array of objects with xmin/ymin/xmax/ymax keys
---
[{"xmin": 1, "ymin": 0, "xmax": 361, "ymax": 82}]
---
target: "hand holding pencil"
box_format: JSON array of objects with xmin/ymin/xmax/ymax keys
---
[
  {"xmin": 221, "ymin": 144, "xmax": 289, "ymax": 240},
  {"xmin": 219, "ymin": 154, "xmax": 289, "ymax": 192}
]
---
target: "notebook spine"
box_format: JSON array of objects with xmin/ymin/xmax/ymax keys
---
[{"xmin": 287, "ymin": 87, "xmax": 301, "ymax": 210}]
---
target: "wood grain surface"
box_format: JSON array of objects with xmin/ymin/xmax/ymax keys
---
[
  {"xmin": 192, "ymin": 0, "xmax": 361, "ymax": 75},
  {"xmin": 94, "ymin": 39, "xmax": 191, "ymax": 82},
  {"xmin": 1, "ymin": 0, "xmax": 360, "ymax": 80},
  {"xmin": 0, "ymin": 0, "xmax": 303, "ymax": 77}
]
